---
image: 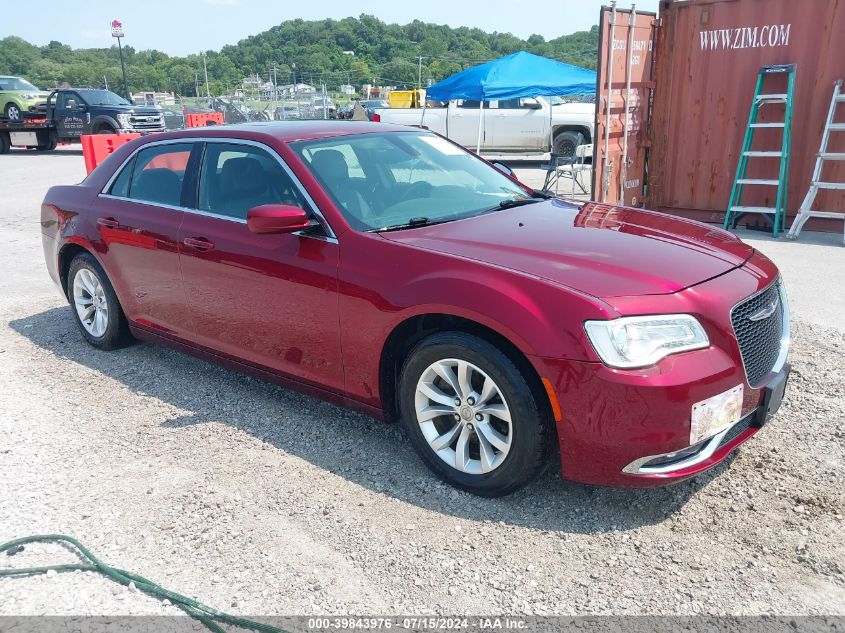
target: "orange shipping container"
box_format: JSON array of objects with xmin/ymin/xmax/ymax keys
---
[{"xmin": 596, "ymin": 0, "xmax": 845, "ymax": 232}]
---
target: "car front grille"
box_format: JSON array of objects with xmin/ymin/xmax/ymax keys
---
[
  {"xmin": 129, "ymin": 115, "xmax": 163, "ymax": 130},
  {"xmin": 731, "ymin": 280, "xmax": 785, "ymax": 387}
]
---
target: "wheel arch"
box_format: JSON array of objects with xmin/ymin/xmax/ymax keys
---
[
  {"xmin": 378, "ymin": 313, "xmax": 554, "ymax": 428},
  {"xmin": 58, "ymin": 242, "xmax": 96, "ymax": 298},
  {"xmin": 91, "ymin": 115, "xmax": 119, "ymax": 133},
  {"xmin": 552, "ymin": 124, "xmax": 592, "ymax": 144}
]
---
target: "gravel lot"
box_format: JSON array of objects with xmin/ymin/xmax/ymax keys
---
[{"xmin": 1, "ymin": 147, "xmax": 844, "ymax": 618}]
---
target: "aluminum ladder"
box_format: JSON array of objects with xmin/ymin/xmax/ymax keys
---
[
  {"xmin": 787, "ymin": 79, "xmax": 845, "ymax": 244},
  {"xmin": 724, "ymin": 64, "xmax": 796, "ymax": 237}
]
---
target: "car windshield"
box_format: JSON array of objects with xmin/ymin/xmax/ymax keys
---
[
  {"xmin": 80, "ymin": 90, "xmax": 131, "ymax": 106},
  {"xmin": 291, "ymin": 131, "xmax": 534, "ymax": 232},
  {"xmin": 0, "ymin": 77, "xmax": 39, "ymax": 91}
]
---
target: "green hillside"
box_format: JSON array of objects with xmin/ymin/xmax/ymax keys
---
[{"xmin": 0, "ymin": 14, "xmax": 598, "ymax": 96}]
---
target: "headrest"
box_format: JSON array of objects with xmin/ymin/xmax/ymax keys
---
[
  {"xmin": 133, "ymin": 168, "xmax": 181, "ymax": 206},
  {"xmin": 310, "ymin": 149, "xmax": 350, "ymax": 182},
  {"xmin": 219, "ymin": 157, "xmax": 268, "ymax": 197}
]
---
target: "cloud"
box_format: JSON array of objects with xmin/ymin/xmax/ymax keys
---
[{"xmin": 203, "ymin": 0, "xmax": 241, "ymax": 5}]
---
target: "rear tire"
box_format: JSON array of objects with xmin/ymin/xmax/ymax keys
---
[
  {"xmin": 66, "ymin": 253, "xmax": 133, "ymax": 350},
  {"xmin": 553, "ymin": 131, "xmax": 581, "ymax": 160},
  {"xmin": 398, "ymin": 332, "xmax": 551, "ymax": 497}
]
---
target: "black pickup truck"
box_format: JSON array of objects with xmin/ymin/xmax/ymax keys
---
[{"xmin": 0, "ymin": 88, "xmax": 164, "ymax": 153}]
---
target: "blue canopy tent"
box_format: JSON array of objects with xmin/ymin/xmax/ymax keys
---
[{"xmin": 423, "ymin": 51, "xmax": 597, "ymax": 153}]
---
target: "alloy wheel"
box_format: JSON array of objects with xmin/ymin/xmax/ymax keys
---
[
  {"xmin": 72, "ymin": 268, "xmax": 109, "ymax": 338},
  {"xmin": 414, "ymin": 358, "xmax": 513, "ymax": 475}
]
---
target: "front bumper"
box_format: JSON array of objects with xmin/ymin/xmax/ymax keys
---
[
  {"xmin": 621, "ymin": 364, "xmax": 789, "ymax": 479},
  {"xmin": 532, "ymin": 254, "xmax": 788, "ymax": 488},
  {"xmin": 117, "ymin": 127, "xmax": 166, "ymax": 135}
]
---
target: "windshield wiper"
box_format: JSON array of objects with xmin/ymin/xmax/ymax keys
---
[
  {"xmin": 492, "ymin": 197, "xmax": 545, "ymax": 211},
  {"xmin": 371, "ymin": 216, "xmax": 446, "ymax": 232}
]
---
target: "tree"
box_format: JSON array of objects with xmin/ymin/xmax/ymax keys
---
[{"xmin": 0, "ymin": 18, "xmax": 599, "ymax": 95}]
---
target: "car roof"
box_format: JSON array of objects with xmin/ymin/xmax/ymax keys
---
[{"xmin": 150, "ymin": 120, "xmax": 419, "ymax": 143}]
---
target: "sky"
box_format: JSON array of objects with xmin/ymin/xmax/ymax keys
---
[{"xmin": 1, "ymin": 0, "xmax": 660, "ymax": 56}]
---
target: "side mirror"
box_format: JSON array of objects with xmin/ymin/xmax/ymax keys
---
[
  {"xmin": 492, "ymin": 161, "xmax": 514, "ymax": 177},
  {"xmin": 522, "ymin": 98, "xmax": 542, "ymax": 110},
  {"xmin": 77, "ymin": 103, "xmax": 87, "ymax": 112},
  {"xmin": 246, "ymin": 204, "xmax": 311, "ymax": 234}
]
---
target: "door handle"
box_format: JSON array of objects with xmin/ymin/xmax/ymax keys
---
[
  {"xmin": 183, "ymin": 237, "xmax": 215, "ymax": 252},
  {"xmin": 96, "ymin": 217, "xmax": 120, "ymax": 229}
]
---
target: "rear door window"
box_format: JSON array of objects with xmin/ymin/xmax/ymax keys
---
[{"xmin": 125, "ymin": 143, "xmax": 193, "ymax": 207}]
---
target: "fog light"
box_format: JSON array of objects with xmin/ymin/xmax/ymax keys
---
[{"xmin": 690, "ymin": 384, "xmax": 743, "ymax": 445}]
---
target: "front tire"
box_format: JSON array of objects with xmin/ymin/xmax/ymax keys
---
[
  {"xmin": 398, "ymin": 332, "xmax": 552, "ymax": 497},
  {"xmin": 37, "ymin": 139, "xmax": 57, "ymax": 151},
  {"xmin": 4, "ymin": 103, "xmax": 21, "ymax": 121},
  {"xmin": 67, "ymin": 253, "xmax": 133, "ymax": 350}
]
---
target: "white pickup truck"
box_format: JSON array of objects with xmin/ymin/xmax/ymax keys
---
[{"xmin": 373, "ymin": 96, "xmax": 594, "ymax": 157}]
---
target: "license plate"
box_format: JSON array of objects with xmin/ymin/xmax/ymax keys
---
[{"xmin": 690, "ymin": 384, "xmax": 744, "ymax": 445}]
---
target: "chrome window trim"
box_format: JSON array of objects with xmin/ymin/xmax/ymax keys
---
[
  {"xmin": 97, "ymin": 136, "xmax": 338, "ymax": 243},
  {"xmin": 99, "ymin": 193, "xmax": 193, "ymax": 216},
  {"xmin": 729, "ymin": 276, "xmax": 790, "ymax": 389}
]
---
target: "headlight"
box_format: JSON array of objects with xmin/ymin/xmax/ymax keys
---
[
  {"xmin": 116, "ymin": 113, "xmax": 132, "ymax": 126},
  {"xmin": 584, "ymin": 314, "xmax": 709, "ymax": 368},
  {"xmin": 21, "ymin": 93, "xmax": 36, "ymax": 99}
]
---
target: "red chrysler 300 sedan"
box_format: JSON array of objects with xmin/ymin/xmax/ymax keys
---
[{"xmin": 41, "ymin": 121, "xmax": 790, "ymax": 496}]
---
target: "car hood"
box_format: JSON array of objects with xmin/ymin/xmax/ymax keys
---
[
  {"xmin": 551, "ymin": 102, "xmax": 594, "ymax": 114},
  {"xmin": 98, "ymin": 104, "xmax": 161, "ymax": 116},
  {"xmin": 379, "ymin": 200, "xmax": 754, "ymax": 298},
  {"xmin": 123, "ymin": 106, "xmax": 161, "ymax": 116}
]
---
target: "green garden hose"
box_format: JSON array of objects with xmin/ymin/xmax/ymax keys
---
[{"xmin": 0, "ymin": 534, "xmax": 287, "ymax": 633}]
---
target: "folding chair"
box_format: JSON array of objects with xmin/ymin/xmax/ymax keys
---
[
  {"xmin": 558, "ymin": 143, "xmax": 592, "ymax": 196},
  {"xmin": 541, "ymin": 132, "xmax": 585, "ymax": 193}
]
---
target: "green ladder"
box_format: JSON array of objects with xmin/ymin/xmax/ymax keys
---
[{"xmin": 724, "ymin": 64, "xmax": 796, "ymax": 236}]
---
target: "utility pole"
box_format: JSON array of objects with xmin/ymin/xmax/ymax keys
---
[
  {"xmin": 202, "ymin": 52, "xmax": 211, "ymax": 98},
  {"xmin": 110, "ymin": 20, "xmax": 129, "ymax": 100},
  {"xmin": 417, "ymin": 55, "xmax": 423, "ymax": 90},
  {"xmin": 271, "ymin": 62, "xmax": 278, "ymax": 116}
]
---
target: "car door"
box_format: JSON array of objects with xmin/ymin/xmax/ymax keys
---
[
  {"xmin": 448, "ymin": 100, "xmax": 490, "ymax": 149},
  {"xmin": 54, "ymin": 91, "xmax": 87, "ymax": 139},
  {"xmin": 96, "ymin": 141, "xmax": 197, "ymax": 338},
  {"xmin": 489, "ymin": 98, "xmax": 547, "ymax": 150},
  {"xmin": 177, "ymin": 140, "xmax": 343, "ymax": 392}
]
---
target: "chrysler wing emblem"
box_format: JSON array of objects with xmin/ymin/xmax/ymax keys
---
[{"xmin": 748, "ymin": 295, "xmax": 780, "ymax": 322}]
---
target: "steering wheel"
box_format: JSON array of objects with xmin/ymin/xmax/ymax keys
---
[{"xmin": 396, "ymin": 180, "xmax": 433, "ymax": 204}]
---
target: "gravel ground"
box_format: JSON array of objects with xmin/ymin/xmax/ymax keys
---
[{"xmin": 0, "ymin": 147, "xmax": 844, "ymax": 617}]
